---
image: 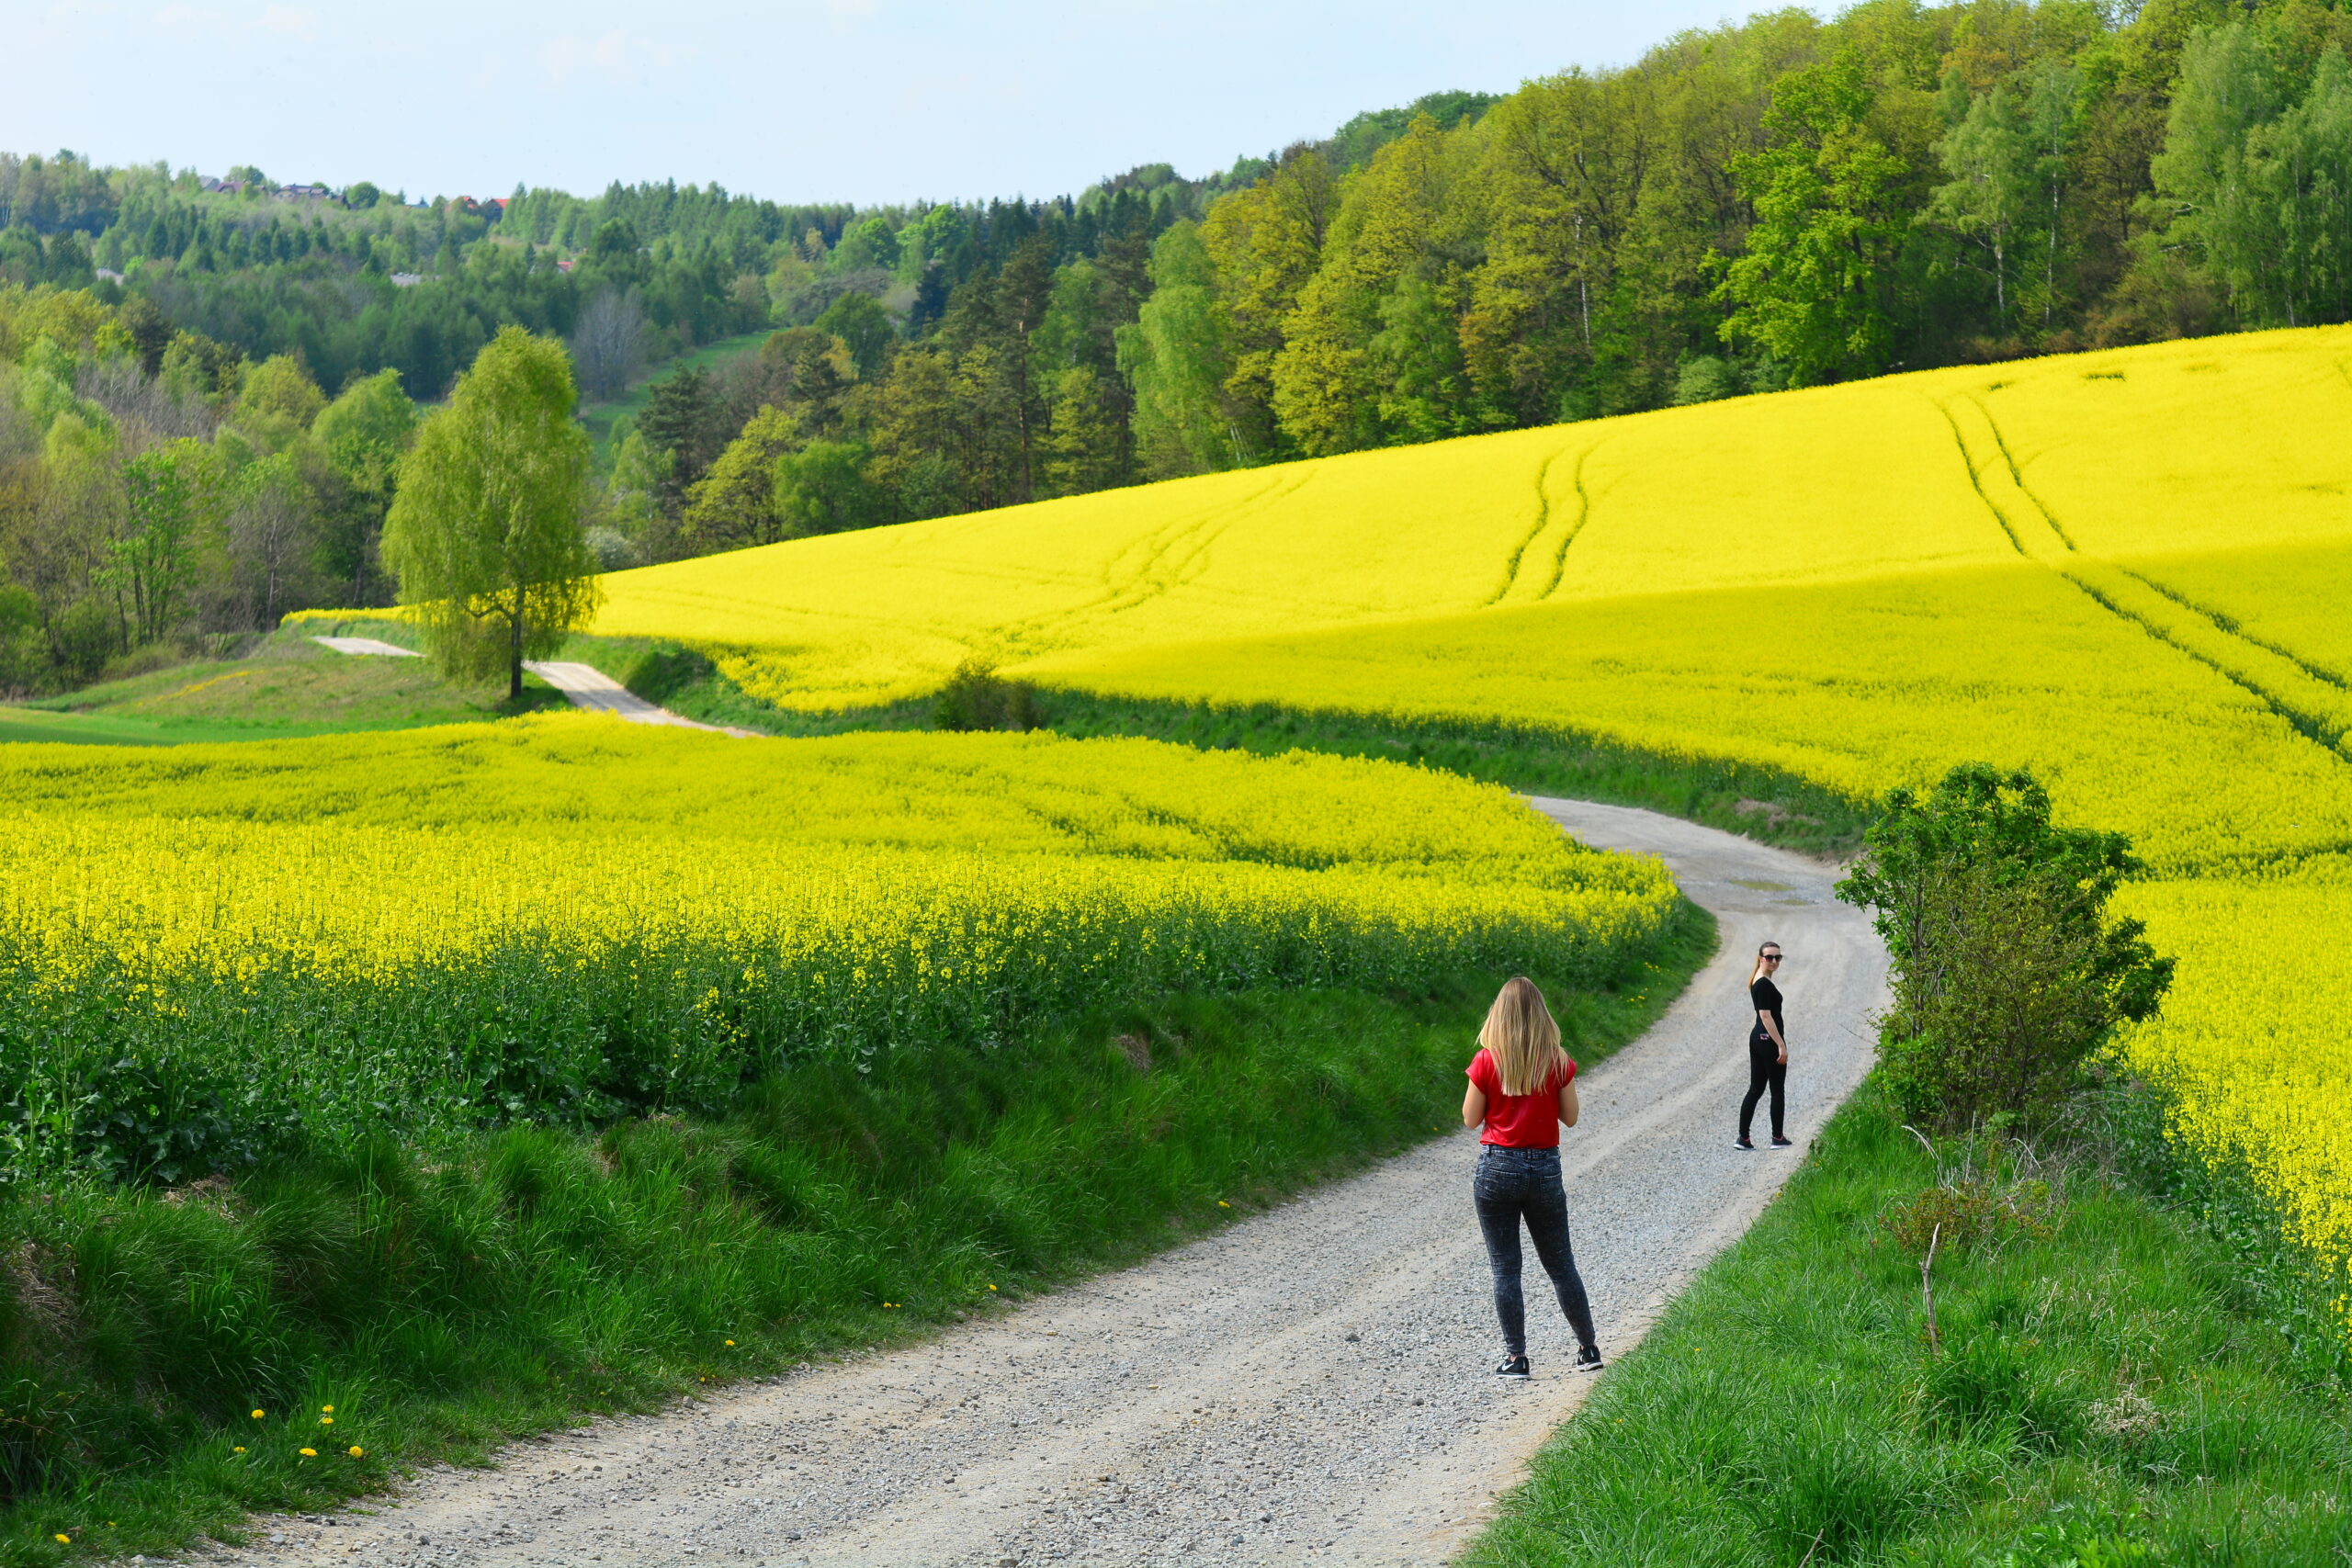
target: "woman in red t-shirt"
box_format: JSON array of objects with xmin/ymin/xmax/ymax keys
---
[{"xmin": 1462, "ymin": 976, "xmax": 1600, "ymax": 1379}]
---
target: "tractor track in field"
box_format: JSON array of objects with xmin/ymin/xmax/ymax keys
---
[{"xmin": 205, "ymin": 800, "xmax": 1886, "ymax": 1568}]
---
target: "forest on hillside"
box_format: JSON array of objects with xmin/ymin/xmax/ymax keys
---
[{"xmin": 3, "ymin": 0, "xmax": 2351, "ymax": 696}]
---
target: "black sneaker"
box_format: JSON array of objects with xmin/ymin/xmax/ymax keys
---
[
  {"xmin": 1771, "ymin": 1135, "xmax": 1794, "ymax": 1148},
  {"xmin": 1573, "ymin": 1345, "xmax": 1603, "ymax": 1373},
  {"xmin": 1494, "ymin": 1354, "xmax": 1531, "ymax": 1379},
  {"xmin": 1734, "ymin": 1137, "xmax": 1756, "ymax": 1150}
]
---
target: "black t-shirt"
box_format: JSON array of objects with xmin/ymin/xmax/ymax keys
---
[{"xmin": 1749, "ymin": 976, "xmax": 1783, "ymax": 1043}]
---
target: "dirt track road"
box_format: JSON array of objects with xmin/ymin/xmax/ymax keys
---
[
  {"xmin": 517, "ymin": 662, "xmax": 758, "ymax": 737},
  {"xmin": 206, "ymin": 798, "xmax": 1885, "ymax": 1568}
]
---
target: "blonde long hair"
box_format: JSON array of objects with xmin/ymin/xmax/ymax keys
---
[
  {"xmin": 1750, "ymin": 941, "xmax": 1783, "ymax": 985},
  {"xmin": 1480, "ymin": 976, "xmax": 1567, "ymax": 1096}
]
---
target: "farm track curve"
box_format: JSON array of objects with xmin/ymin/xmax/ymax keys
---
[{"xmin": 203, "ymin": 799, "xmax": 1887, "ymax": 1568}]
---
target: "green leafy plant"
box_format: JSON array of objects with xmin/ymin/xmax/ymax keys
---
[
  {"xmin": 933, "ymin": 659, "xmax": 1040, "ymax": 732},
  {"xmin": 1837, "ymin": 764, "xmax": 2173, "ymax": 1127}
]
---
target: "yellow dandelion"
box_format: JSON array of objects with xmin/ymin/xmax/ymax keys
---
[
  {"xmin": 300, "ymin": 1447, "xmax": 318, "ymax": 1458},
  {"xmin": 54, "ymin": 1536, "xmax": 71, "ymax": 1545},
  {"xmin": 349, "ymin": 1446, "xmax": 365, "ymax": 1458},
  {"xmin": 251, "ymin": 1408, "xmax": 266, "ymax": 1419},
  {"xmin": 1217, "ymin": 1201, "xmax": 1230, "ymax": 1208},
  {"xmin": 724, "ymin": 1339, "xmax": 735, "ymax": 1348},
  {"xmin": 987, "ymin": 1284, "xmax": 997, "ymax": 1292},
  {"xmin": 320, "ymin": 1416, "xmax": 334, "ymax": 1425},
  {"xmin": 322, "ymin": 1404, "xmax": 334, "ymax": 1413},
  {"xmin": 234, "ymin": 1445, "xmax": 247, "ymax": 1453}
]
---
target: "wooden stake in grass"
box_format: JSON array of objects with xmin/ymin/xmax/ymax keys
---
[{"xmin": 1920, "ymin": 1221, "xmax": 1943, "ymax": 1357}]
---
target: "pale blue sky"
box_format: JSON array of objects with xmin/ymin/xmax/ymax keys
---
[{"xmin": 9, "ymin": 1, "xmax": 1754, "ymax": 206}]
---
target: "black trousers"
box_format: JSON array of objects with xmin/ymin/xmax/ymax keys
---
[
  {"xmin": 1472, "ymin": 1145, "xmax": 1597, "ymax": 1359},
  {"xmin": 1739, "ymin": 1034, "xmax": 1786, "ymax": 1141}
]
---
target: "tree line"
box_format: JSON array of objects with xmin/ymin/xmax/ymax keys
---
[
  {"xmin": 0, "ymin": 149, "xmax": 1250, "ymax": 406},
  {"xmin": 0, "ymin": 285, "xmax": 416, "ymax": 692}
]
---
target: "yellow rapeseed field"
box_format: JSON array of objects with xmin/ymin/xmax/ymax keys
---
[
  {"xmin": 593, "ymin": 323, "xmax": 2352, "ymax": 1315},
  {"xmin": 0, "ymin": 718, "xmax": 1674, "ymax": 1171},
  {"xmin": 595, "ymin": 325, "xmax": 2352, "ymax": 711}
]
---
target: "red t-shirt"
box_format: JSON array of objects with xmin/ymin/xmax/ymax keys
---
[{"xmin": 1467, "ymin": 1047, "xmax": 1577, "ymax": 1148}]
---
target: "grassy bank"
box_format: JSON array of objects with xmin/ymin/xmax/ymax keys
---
[
  {"xmin": 1465, "ymin": 1084, "xmax": 2352, "ymax": 1567},
  {"xmin": 5, "ymin": 626, "xmax": 559, "ymax": 745},
  {"xmin": 6, "ymin": 906, "xmax": 1710, "ymax": 1563}
]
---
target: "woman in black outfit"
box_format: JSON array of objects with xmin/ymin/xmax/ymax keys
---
[{"xmin": 1736, "ymin": 942, "xmax": 1792, "ymax": 1150}]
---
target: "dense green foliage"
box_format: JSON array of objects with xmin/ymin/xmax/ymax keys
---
[
  {"xmin": 1838, "ymin": 765, "xmax": 2175, "ymax": 1126},
  {"xmin": 0, "ymin": 284, "xmax": 419, "ymax": 696},
  {"xmin": 380, "ymin": 326, "xmax": 600, "ymax": 695},
  {"xmin": 1464, "ymin": 1088, "xmax": 2352, "ymax": 1566},
  {"xmin": 0, "ymin": 943, "xmax": 1704, "ymax": 1562}
]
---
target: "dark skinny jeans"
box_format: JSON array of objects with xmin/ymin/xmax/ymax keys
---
[
  {"xmin": 1739, "ymin": 1034, "xmax": 1786, "ymax": 1142},
  {"xmin": 1472, "ymin": 1145, "xmax": 1597, "ymax": 1359}
]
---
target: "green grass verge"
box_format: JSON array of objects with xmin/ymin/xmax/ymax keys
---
[
  {"xmin": 0, "ymin": 706, "xmax": 187, "ymax": 746},
  {"xmin": 1464, "ymin": 1086, "xmax": 2352, "ymax": 1568},
  {"xmin": 6, "ymin": 627, "xmax": 562, "ymax": 745},
  {"xmin": 3, "ymin": 906, "xmax": 1712, "ymax": 1563}
]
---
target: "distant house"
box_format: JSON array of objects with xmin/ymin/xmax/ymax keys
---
[
  {"xmin": 277, "ymin": 183, "xmax": 332, "ymax": 201},
  {"xmin": 556, "ymin": 257, "xmax": 575, "ymax": 272},
  {"xmin": 201, "ymin": 178, "xmax": 247, "ymax": 196},
  {"xmin": 390, "ymin": 272, "xmax": 425, "ymax": 288}
]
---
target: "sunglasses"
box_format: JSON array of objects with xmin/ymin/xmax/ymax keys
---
[{"xmin": 1762, "ymin": 953, "xmax": 1783, "ymax": 962}]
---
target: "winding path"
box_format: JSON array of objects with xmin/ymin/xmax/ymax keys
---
[
  {"xmin": 519, "ymin": 661, "xmax": 758, "ymax": 737},
  {"xmin": 207, "ymin": 799, "xmax": 1885, "ymax": 1568},
  {"xmin": 309, "ymin": 638, "xmax": 754, "ymax": 737}
]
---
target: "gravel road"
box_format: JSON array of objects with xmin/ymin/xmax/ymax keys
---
[
  {"xmin": 517, "ymin": 662, "xmax": 758, "ymax": 736},
  {"xmin": 197, "ymin": 797, "xmax": 1885, "ymax": 1568}
]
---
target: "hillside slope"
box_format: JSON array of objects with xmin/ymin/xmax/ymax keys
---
[
  {"xmin": 595, "ymin": 323, "xmax": 2352, "ymax": 1317},
  {"xmin": 595, "ymin": 326, "xmax": 2352, "ymax": 713}
]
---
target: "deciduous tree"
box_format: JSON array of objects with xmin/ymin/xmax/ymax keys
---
[
  {"xmin": 381, "ymin": 327, "xmax": 599, "ymax": 699},
  {"xmin": 1714, "ymin": 50, "xmax": 1912, "ymax": 384}
]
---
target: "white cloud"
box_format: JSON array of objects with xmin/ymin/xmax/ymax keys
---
[{"xmin": 257, "ymin": 5, "xmax": 318, "ymax": 38}]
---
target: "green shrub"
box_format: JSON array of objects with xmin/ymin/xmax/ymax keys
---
[
  {"xmin": 933, "ymin": 659, "xmax": 1040, "ymax": 731},
  {"xmin": 1837, "ymin": 765, "xmax": 2173, "ymax": 1127}
]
